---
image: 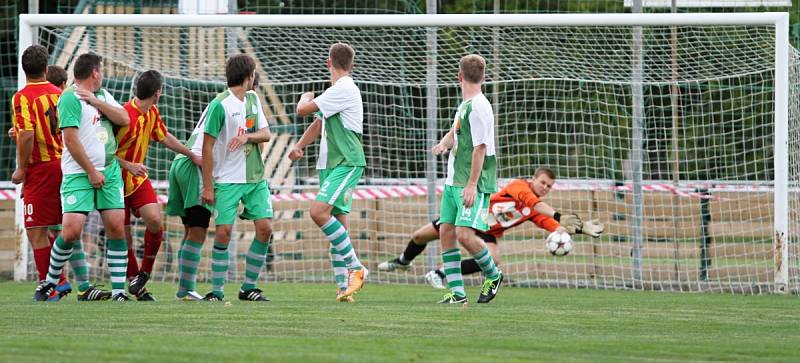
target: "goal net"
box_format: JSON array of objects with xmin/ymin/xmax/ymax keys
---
[{"xmin": 16, "ymin": 13, "xmax": 800, "ymax": 293}]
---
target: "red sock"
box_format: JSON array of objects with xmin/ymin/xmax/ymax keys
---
[
  {"xmin": 140, "ymin": 229, "xmax": 163, "ymax": 274},
  {"xmin": 126, "ymin": 245, "xmax": 139, "ymax": 279},
  {"xmin": 33, "ymin": 246, "xmax": 51, "ymax": 281}
]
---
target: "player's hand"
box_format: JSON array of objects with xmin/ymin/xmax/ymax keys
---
[
  {"xmin": 580, "ymin": 219, "xmax": 604, "ymax": 238},
  {"xmin": 11, "ymin": 168, "xmax": 25, "ymax": 184},
  {"xmin": 228, "ymin": 134, "xmax": 249, "ymax": 151},
  {"xmin": 75, "ymin": 88, "xmax": 100, "ymax": 106},
  {"xmin": 201, "ymin": 187, "xmax": 215, "ymax": 206},
  {"xmin": 300, "ymin": 91, "xmax": 315, "ymax": 101},
  {"xmin": 288, "ymin": 147, "xmax": 304, "ymax": 161},
  {"xmin": 432, "ymin": 143, "xmax": 448, "ymax": 155},
  {"xmin": 8, "ymin": 127, "xmax": 16, "ymax": 142},
  {"xmin": 462, "ymin": 183, "xmax": 477, "ymax": 208},
  {"xmin": 557, "ymin": 213, "xmax": 583, "ymax": 234},
  {"xmin": 88, "ymin": 170, "xmax": 105, "ymax": 189},
  {"xmin": 190, "ymin": 154, "xmax": 202, "ymax": 167},
  {"xmin": 125, "ymin": 162, "xmax": 148, "ymax": 177}
]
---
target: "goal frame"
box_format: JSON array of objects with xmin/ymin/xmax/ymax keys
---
[{"xmin": 14, "ymin": 12, "xmax": 791, "ymax": 291}]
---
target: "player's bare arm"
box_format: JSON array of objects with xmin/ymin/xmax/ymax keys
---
[
  {"xmin": 289, "ymin": 116, "xmax": 322, "ymax": 161},
  {"xmin": 116, "ymin": 156, "xmax": 147, "ymax": 177},
  {"xmin": 161, "ymin": 132, "xmax": 202, "ymax": 166},
  {"xmin": 432, "ymin": 129, "xmax": 454, "ymax": 155},
  {"xmin": 75, "ymin": 88, "xmax": 130, "ymax": 126},
  {"xmin": 295, "ymin": 91, "xmax": 319, "ymax": 117},
  {"xmin": 228, "ymin": 126, "xmax": 271, "ymax": 152},
  {"xmin": 200, "ymin": 133, "xmax": 216, "ymax": 205},
  {"xmin": 11, "ymin": 129, "xmax": 34, "ymax": 184},
  {"xmin": 462, "ymin": 143, "xmax": 486, "ymax": 208}
]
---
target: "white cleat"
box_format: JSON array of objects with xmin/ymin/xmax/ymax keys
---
[
  {"xmin": 177, "ymin": 290, "xmax": 204, "ymax": 301},
  {"xmin": 425, "ymin": 270, "xmax": 446, "ymax": 290},
  {"xmin": 378, "ymin": 258, "xmax": 411, "ymax": 272}
]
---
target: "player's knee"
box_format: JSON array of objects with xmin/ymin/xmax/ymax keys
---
[
  {"xmin": 255, "ymin": 224, "xmax": 272, "ymax": 242},
  {"xmin": 215, "ymin": 226, "xmax": 232, "ymax": 243},
  {"xmin": 455, "ymin": 229, "xmax": 473, "ymax": 244},
  {"xmin": 309, "ymin": 205, "xmax": 329, "ymax": 225},
  {"xmin": 144, "ymin": 219, "xmax": 162, "ymax": 233},
  {"xmin": 104, "ymin": 222, "xmax": 125, "ymax": 240},
  {"xmin": 411, "ymin": 230, "xmax": 428, "ymax": 245},
  {"xmin": 60, "ymin": 228, "xmax": 81, "ymax": 243}
]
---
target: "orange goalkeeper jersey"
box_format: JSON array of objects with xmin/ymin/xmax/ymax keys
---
[
  {"xmin": 486, "ymin": 179, "xmax": 561, "ymax": 238},
  {"xmin": 115, "ymin": 99, "xmax": 167, "ymax": 196}
]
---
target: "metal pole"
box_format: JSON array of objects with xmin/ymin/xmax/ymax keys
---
[
  {"xmin": 14, "ymin": 18, "xmax": 34, "ymax": 281},
  {"xmin": 492, "ymin": 0, "xmax": 500, "ymax": 130},
  {"xmin": 670, "ymin": 0, "xmax": 681, "ymax": 286},
  {"xmin": 28, "ymin": 0, "xmax": 39, "ymax": 45},
  {"xmin": 425, "ymin": 0, "xmax": 439, "ymax": 271},
  {"xmin": 630, "ymin": 0, "xmax": 645, "ymax": 288},
  {"xmin": 773, "ymin": 14, "xmax": 790, "ymax": 292}
]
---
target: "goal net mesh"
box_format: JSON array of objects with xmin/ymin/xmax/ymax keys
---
[{"xmin": 28, "ymin": 21, "xmax": 800, "ymax": 293}]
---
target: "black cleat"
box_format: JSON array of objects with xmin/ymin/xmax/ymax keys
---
[
  {"xmin": 477, "ymin": 272, "xmax": 504, "ymax": 304},
  {"xmin": 438, "ymin": 293, "xmax": 468, "ymax": 304},
  {"xmin": 77, "ymin": 285, "xmax": 112, "ymax": 301},
  {"xmin": 112, "ymin": 292, "xmax": 131, "ymax": 301},
  {"xmin": 136, "ymin": 289, "xmax": 156, "ymax": 301},
  {"xmin": 238, "ymin": 288, "xmax": 270, "ymax": 302},
  {"xmin": 33, "ymin": 281, "xmax": 56, "ymax": 302},
  {"xmin": 202, "ymin": 292, "xmax": 224, "ymax": 301},
  {"xmin": 128, "ymin": 271, "xmax": 150, "ymax": 296}
]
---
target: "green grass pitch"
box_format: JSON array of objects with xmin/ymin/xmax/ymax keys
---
[{"xmin": 1, "ymin": 282, "xmax": 798, "ymax": 362}]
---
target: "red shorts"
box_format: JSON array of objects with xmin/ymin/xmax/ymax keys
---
[
  {"xmin": 124, "ymin": 179, "xmax": 159, "ymax": 226},
  {"xmin": 22, "ymin": 160, "xmax": 63, "ymax": 228}
]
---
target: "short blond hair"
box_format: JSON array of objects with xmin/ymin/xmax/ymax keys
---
[
  {"xmin": 459, "ymin": 54, "xmax": 486, "ymax": 84},
  {"xmin": 329, "ymin": 42, "xmax": 355, "ymax": 71}
]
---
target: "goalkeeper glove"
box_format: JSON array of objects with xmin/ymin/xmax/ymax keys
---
[
  {"xmin": 579, "ymin": 219, "xmax": 604, "ymax": 238},
  {"xmin": 554, "ymin": 212, "xmax": 582, "ymax": 234}
]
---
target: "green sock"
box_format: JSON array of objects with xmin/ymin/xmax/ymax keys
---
[
  {"xmin": 177, "ymin": 240, "xmax": 203, "ymax": 295},
  {"xmin": 473, "ymin": 247, "xmax": 500, "ymax": 280},
  {"xmin": 442, "ymin": 248, "xmax": 465, "ymax": 298},
  {"xmin": 241, "ymin": 239, "xmax": 268, "ymax": 291},
  {"xmin": 107, "ymin": 239, "xmax": 128, "ymax": 296},
  {"xmin": 46, "ymin": 235, "xmax": 73, "ymax": 285},
  {"xmin": 330, "ymin": 247, "xmax": 347, "ymax": 291},
  {"xmin": 211, "ymin": 241, "xmax": 228, "ymax": 298},
  {"xmin": 321, "ymin": 217, "xmax": 362, "ymax": 270},
  {"xmin": 69, "ymin": 240, "xmax": 90, "ymax": 292}
]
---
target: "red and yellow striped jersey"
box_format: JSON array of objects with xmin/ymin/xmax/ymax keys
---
[
  {"xmin": 12, "ymin": 81, "xmax": 63, "ymax": 164},
  {"xmin": 116, "ymin": 99, "xmax": 167, "ymax": 196}
]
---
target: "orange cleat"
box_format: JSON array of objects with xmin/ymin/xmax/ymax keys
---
[{"xmin": 341, "ymin": 267, "xmax": 369, "ymax": 299}]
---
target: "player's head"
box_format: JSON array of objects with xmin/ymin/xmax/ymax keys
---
[
  {"xmin": 225, "ymin": 54, "xmax": 256, "ymax": 89},
  {"xmin": 73, "ymin": 52, "xmax": 104, "ymax": 91},
  {"xmin": 327, "ymin": 42, "xmax": 355, "ymax": 73},
  {"xmin": 46, "ymin": 65, "xmax": 68, "ymax": 89},
  {"xmin": 528, "ymin": 167, "xmax": 556, "ymax": 197},
  {"xmin": 21, "ymin": 45, "xmax": 49, "ymax": 79},
  {"xmin": 459, "ymin": 54, "xmax": 486, "ymax": 85},
  {"xmin": 135, "ymin": 70, "xmax": 163, "ymax": 102},
  {"xmin": 251, "ymin": 71, "xmax": 260, "ymax": 91}
]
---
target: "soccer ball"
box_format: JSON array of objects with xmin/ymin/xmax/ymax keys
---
[{"xmin": 546, "ymin": 231, "xmax": 573, "ymax": 256}]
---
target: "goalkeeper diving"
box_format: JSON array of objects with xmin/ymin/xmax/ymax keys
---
[{"xmin": 378, "ymin": 167, "xmax": 604, "ymax": 288}]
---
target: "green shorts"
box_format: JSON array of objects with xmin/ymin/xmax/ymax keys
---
[
  {"xmin": 61, "ymin": 160, "xmax": 124, "ymax": 213},
  {"xmin": 439, "ymin": 184, "xmax": 490, "ymax": 231},
  {"xmin": 317, "ymin": 166, "xmax": 363, "ymax": 215},
  {"xmin": 165, "ymin": 156, "xmax": 212, "ymax": 217},
  {"xmin": 214, "ymin": 181, "xmax": 273, "ymax": 225}
]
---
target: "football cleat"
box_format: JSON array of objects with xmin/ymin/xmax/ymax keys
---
[
  {"xmin": 202, "ymin": 292, "xmax": 224, "ymax": 301},
  {"xmin": 342, "ymin": 268, "xmax": 368, "ymax": 298},
  {"xmin": 55, "ymin": 280, "xmax": 73, "ymax": 299},
  {"xmin": 424, "ymin": 270, "xmax": 446, "ymax": 290},
  {"xmin": 176, "ymin": 291, "xmax": 204, "ymax": 301},
  {"xmin": 238, "ymin": 288, "xmax": 269, "ymax": 302},
  {"xmin": 377, "ymin": 258, "xmax": 411, "ymax": 272},
  {"xmin": 135, "ymin": 289, "xmax": 156, "ymax": 301},
  {"xmin": 111, "ymin": 292, "xmax": 131, "ymax": 301},
  {"xmin": 77, "ymin": 285, "xmax": 112, "ymax": 301},
  {"xmin": 128, "ymin": 271, "xmax": 150, "ymax": 296},
  {"xmin": 336, "ymin": 290, "xmax": 355, "ymax": 303},
  {"xmin": 438, "ymin": 293, "xmax": 468, "ymax": 304},
  {"xmin": 33, "ymin": 281, "xmax": 56, "ymax": 302},
  {"xmin": 477, "ymin": 272, "xmax": 504, "ymax": 304}
]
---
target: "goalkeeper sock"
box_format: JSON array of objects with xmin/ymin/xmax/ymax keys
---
[
  {"xmin": 177, "ymin": 240, "xmax": 202, "ymax": 294},
  {"xmin": 442, "ymin": 248, "xmax": 465, "ymax": 298},
  {"xmin": 473, "ymin": 247, "xmax": 500, "ymax": 280},
  {"xmin": 211, "ymin": 241, "xmax": 229, "ymax": 298},
  {"xmin": 399, "ymin": 239, "xmax": 426, "ymax": 265},
  {"xmin": 330, "ymin": 247, "xmax": 348, "ymax": 291},
  {"xmin": 321, "ymin": 217, "xmax": 362, "ymax": 270},
  {"xmin": 241, "ymin": 239, "xmax": 269, "ymax": 291},
  {"xmin": 460, "ymin": 258, "xmax": 482, "ymax": 275}
]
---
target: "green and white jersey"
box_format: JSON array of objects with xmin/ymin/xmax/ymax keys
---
[
  {"xmin": 445, "ymin": 93, "xmax": 497, "ymax": 193},
  {"xmin": 312, "ymin": 76, "xmax": 366, "ymax": 170},
  {"xmin": 58, "ymin": 86, "xmax": 121, "ymax": 175},
  {"xmin": 202, "ymin": 89, "xmax": 268, "ymax": 183}
]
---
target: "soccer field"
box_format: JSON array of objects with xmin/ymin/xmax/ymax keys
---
[{"xmin": 1, "ymin": 282, "xmax": 798, "ymax": 362}]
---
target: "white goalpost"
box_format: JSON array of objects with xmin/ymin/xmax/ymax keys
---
[{"xmin": 14, "ymin": 12, "xmax": 795, "ymax": 293}]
